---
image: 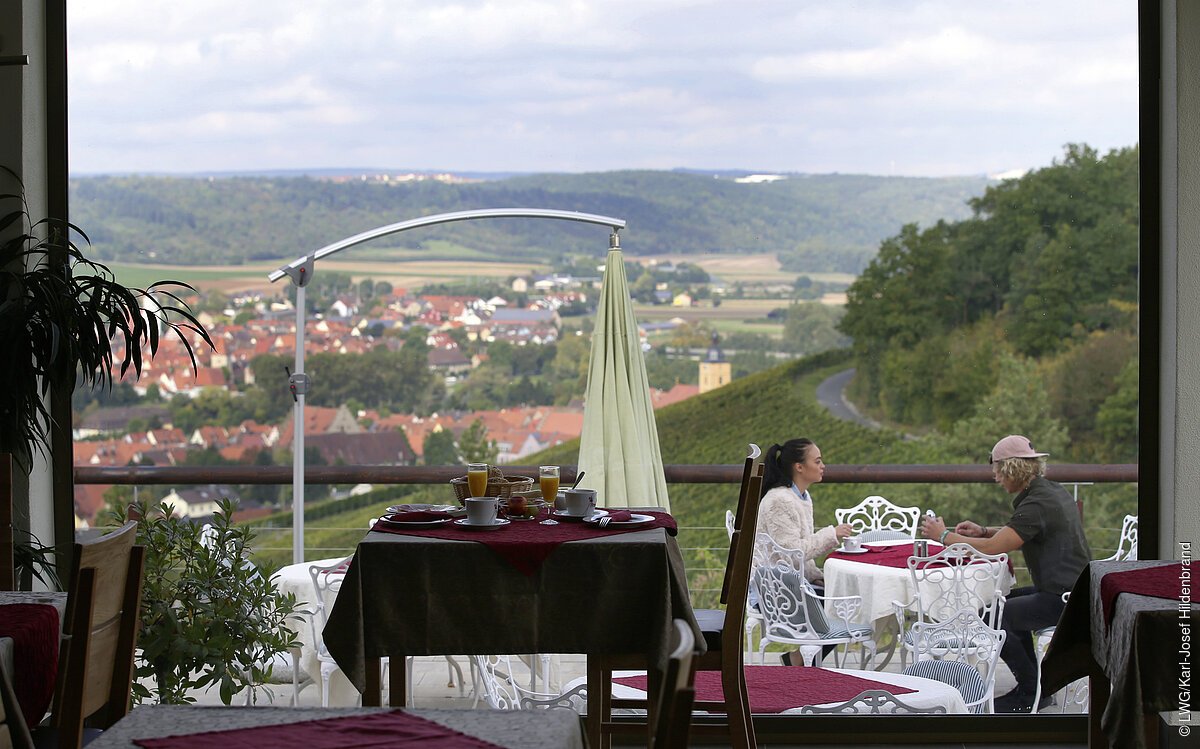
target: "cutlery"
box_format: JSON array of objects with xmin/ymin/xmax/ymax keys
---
[
  {"xmin": 598, "ymin": 515, "xmax": 612, "ymax": 528},
  {"xmin": 569, "ymin": 471, "xmax": 585, "ymax": 492}
]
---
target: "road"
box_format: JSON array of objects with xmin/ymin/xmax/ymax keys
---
[{"xmin": 815, "ymin": 368, "xmax": 883, "ymax": 430}]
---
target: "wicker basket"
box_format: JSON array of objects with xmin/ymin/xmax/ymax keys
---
[{"xmin": 450, "ymin": 475, "xmax": 535, "ymax": 504}]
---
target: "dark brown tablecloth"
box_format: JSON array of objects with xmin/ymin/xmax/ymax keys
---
[
  {"xmin": 1042, "ymin": 560, "xmax": 1199, "ymax": 749},
  {"xmin": 323, "ymin": 513, "xmax": 700, "ymax": 693},
  {"xmin": 83, "ymin": 706, "xmax": 584, "ymax": 749}
]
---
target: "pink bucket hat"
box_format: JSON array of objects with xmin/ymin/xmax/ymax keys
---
[{"xmin": 990, "ymin": 435, "xmax": 1049, "ymax": 463}]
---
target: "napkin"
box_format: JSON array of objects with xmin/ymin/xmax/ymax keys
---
[
  {"xmin": 384, "ymin": 510, "xmax": 451, "ymax": 523},
  {"xmin": 605, "ymin": 510, "xmax": 634, "ymax": 522}
]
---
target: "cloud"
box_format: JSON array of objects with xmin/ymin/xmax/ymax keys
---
[{"xmin": 66, "ymin": 0, "xmax": 1138, "ymax": 176}]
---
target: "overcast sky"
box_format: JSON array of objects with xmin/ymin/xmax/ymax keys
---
[{"xmin": 67, "ymin": 1, "xmax": 1138, "ymax": 177}]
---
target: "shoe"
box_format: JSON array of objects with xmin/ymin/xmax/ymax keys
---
[
  {"xmin": 994, "ymin": 687, "xmax": 1055, "ymax": 713},
  {"xmin": 781, "ymin": 651, "xmax": 799, "ymax": 667}
]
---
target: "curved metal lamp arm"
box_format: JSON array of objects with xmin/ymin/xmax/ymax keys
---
[{"xmin": 268, "ymin": 208, "xmax": 627, "ymax": 283}]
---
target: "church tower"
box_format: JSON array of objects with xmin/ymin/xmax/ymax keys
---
[{"xmin": 698, "ymin": 332, "xmax": 733, "ymax": 394}]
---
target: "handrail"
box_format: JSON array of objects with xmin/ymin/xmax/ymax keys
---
[{"xmin": 74, "ymin": 463, "xmax": 1138, "ymax": 486}]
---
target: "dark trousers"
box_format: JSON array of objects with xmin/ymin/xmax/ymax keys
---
[{"xmin": 1000, "ymin": 586, "xmax": 1066, "ymax": 692}]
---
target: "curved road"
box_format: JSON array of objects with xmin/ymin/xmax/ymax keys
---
[{"xmin": 815, "ymin": 368, "xmax": 883, "ymax": 430}]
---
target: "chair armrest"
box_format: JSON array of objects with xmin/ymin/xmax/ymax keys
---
[
  {"xmin": 891, "ymin": 597, "xmax": 915, "ymax": 633},
  {"xmin": 807, "ymin": 590, "xmax": 863, "ymax": 623}
]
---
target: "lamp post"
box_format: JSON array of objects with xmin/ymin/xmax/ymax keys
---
[{"xmin": 269, "ymin": 209, "xmax": 626, "ymax": 565}]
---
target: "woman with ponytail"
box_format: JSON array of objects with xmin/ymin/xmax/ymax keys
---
[{"xmin": 757, "ymin": 438, "xmax": 853, "ymax": 587}]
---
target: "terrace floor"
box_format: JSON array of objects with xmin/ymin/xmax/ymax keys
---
[{"xmin": 175, "ymin": 650, "xmax": 1088, "ymax": 748}]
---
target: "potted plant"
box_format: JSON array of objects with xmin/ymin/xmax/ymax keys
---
[
  {"xmin": 0, "ymin": 165, "xmax": 214, "ymax": 465},
  {"xmin": 113, "ymin": 498, "xmax": 300, "ymax": 704}
]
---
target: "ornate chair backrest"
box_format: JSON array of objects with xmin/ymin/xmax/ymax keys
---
[
  {"xmin": 835, "ymin": 495, "xmax": 921, "ymax": 538},
  {"xmin": 307, "ymin": 556, "xmax": 353, "ymax": 648},
  {"xmin": 719, "ymin": 444, "xmax": 762, "ymax": 606},
  {"xmin": 798, "ymin": 689, "xmax": 948, "ymax": 715},
  {"xmin": 474, "ymin": 654, "xmax": 587, "ymax": 712},
  {"xmin": 750, "ymin": 533, "xmax": 831, "ymax": 639},
  {"xmin": 904, "ymin": 610, "xmax": 1005, "ymax": 713},
  {"xmin": 1108, "ymin": 514, "xmax": 1138, "ymax": 561},
  {"xmin": 907, "ymin": 543, "xmax": 1008, "ymax": 628}
]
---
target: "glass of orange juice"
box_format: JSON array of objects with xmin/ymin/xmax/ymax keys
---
[
  {"xmin": 467, "ymin": 463, "xmax": 489, "ymax": 497},
  {"xmin": 539, "ymin": 465, "xmax": 560, "ymax": 505}
]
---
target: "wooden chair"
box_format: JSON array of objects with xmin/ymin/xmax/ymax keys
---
[
  {"xmin": 41, "ymin": 521, "xmax": 144, "ymax": 749},
  {"xmin": 591, "ymin": 446, "xmax": 764, "ymax": 749},
  {"xmin": 650, "ymin": 619, "xmax": 696, "ymax": 749}
]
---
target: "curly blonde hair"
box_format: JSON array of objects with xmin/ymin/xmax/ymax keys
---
[{"xmin": 993, "ymin": 456, "xmax": 1046, "ymax": 488}]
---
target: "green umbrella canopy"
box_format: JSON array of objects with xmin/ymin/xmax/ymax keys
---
[{"xmin": 577, "ymin": 245, "xmax": 671, "ymax": 510}]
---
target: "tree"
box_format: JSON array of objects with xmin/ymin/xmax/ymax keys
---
[
  {"xmin": 458, "ymin": 419, "xmax": 498, "ymax": 464},
  {"xmin": 423, "ymin": 429, "xmax": 459, "ymax": 466},
  {"xmin": 781, "ymin": 302, "xmax": 850, "ymax": 356}
]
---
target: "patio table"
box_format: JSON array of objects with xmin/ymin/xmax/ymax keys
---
[
  {"xmin": 83, "ymin": 705, "xmax": 585, "ymax": 749},
  {"xmin": 322, "ymin": 508, "xmax": 699, "ymax": 724},
  {"xmin": 821, "ymin": 539, "xmax": 1012, "ymax": 668},
  {"xmin": 1042, "ymin": 559, "xmax": 1200, "ymax": 749},
  {"xmin": 0, "ymin": 590, "xmax": 67, "ymax": 726}
]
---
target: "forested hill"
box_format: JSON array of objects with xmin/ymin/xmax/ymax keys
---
[
  {"xmin": 840, "ymin": 144, "xmax": 1139, "ymax": 463},
  {"xmin": 68, "ymin": 170, "xmax": 989, "ymax": 273}
]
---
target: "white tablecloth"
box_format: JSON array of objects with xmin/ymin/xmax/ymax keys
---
[
  {"xmin": 821, "ymin": 540, "xmax": 1012, "ymax": 634},
  {"xmin": 595, "ymin": 666, "xmax": 968, "ymax": 714}
]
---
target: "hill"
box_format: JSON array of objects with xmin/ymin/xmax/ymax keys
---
[{"xmin": 68, "ymin": 170, "xmax": 989, "ymax": 275}]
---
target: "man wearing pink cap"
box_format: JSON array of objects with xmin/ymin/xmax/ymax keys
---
[{"xmin": 920, "ymin": 435, "xmax": 1090, "ymax": 713}]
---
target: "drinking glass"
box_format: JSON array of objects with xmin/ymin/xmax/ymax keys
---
[
  {"xmin": 539, "ymin": 466, "xmax": 560, "ymax": 505},
  {"xmin": 467, "ymin": 462, "xmax": 488, "ymax": 497}
]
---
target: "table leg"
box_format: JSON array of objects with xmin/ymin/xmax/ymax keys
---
[
  {"xmin": 364, "ymin": 657, "xmax": 382, "ymax": 706},
  {"xmin": 1088, "ymin": 661, "xmax": 1110, "ymax": 749},
  {"xmin": 390, "ymin": 656, "xmax": 407, "ymax": 707}
]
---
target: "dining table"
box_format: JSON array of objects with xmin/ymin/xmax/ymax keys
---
[
  {"xmin": 81, "ymin": 705, "xmax": 585, "ymax": 749},
  {"xmin": 606, "ymin": 665, "xmax": 969, "ymax": 714},
  {"xmin": 821, "ymin": 539, "xmax": 1013, "ymax": 668},
  {"xmin": 321, "ymin": 505, "xmax": 699, "ymax": 748},
  {"xmin": 1042, "ymin": 559, "xmax": 1199, "ymax": 749},
  {"xmin": 0, "ymin": 590, "xmax": 67, "ymax": 727}
]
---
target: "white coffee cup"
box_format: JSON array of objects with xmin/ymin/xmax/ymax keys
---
[
  {"xmin": 465, "ymin": 497, "xmax": 499, "ymax": 525},
  {"xmin": 563, "ymin": 488, "xmax": 596, "ymax": 517},
  {"xmin": 843, "ymin": 535, "xmax": 862, "ymax": 551}
]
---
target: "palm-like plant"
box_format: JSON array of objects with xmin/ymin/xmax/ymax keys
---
[{"xmin": 0, "ymin": 167, "xmax": 214, "ymax": 465}]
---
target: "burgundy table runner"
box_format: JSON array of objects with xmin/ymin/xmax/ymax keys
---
[
  {"xmin": 614, "ymin": 666, "xmax": 916, "ymax": 714},
  {"xmin": 827, "ymin": 543, "xmax": 944, "ymax": 568},
  {"xmin": 0, "ymin": 603, "xmax": 60, "ymax": 726},
  {"xmin": 1100, "ymin": 562, "xmax": 1193, "ymax": 627},
  {"xmin": 133, "ymin": 710, "xmax": 507, "ymax": 749},
  {"xmin": 370, "ymin": 510, "xmax": 677, "ymax": 576}
]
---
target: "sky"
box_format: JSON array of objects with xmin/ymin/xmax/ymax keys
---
[{"xmin": 67, "ymin": 0, "xmax": 1139, "ymax": 178}]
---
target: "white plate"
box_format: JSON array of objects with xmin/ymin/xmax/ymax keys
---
[
  {"xmin": 584, "ymin": 513, "xmax": 655, "ymax": 527},
  {"xmin": 387, "ymin": 503, "xmax": 461, "ymax": 515},
  {"xmin": 379, "ymin": 514, "xmax": 452, "ymax": 528},
  {"xmin": 453, "ymin": 518, "xmax": 511, "ymax": 531},
  {"xmin": 837, "ymin": 547, "xmax": 870, "ymax": 554},
  {"xmin": 552, "ymin": 508, "xmax": 609, "ymax": 522}
]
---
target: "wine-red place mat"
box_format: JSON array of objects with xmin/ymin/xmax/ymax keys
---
[
  {"xmin": 1101, "ymin": 562, "xmax": 1193, "ymax": 627},
  {"xmin": 133, "ymin": 710, "xmax": 506, "ymax": 749},
  {"xmin": 827, "ymin": 543, "xmax": 940, "ymax": 568},
  {"xmin": 614, "ymin": 666, "xmax": 915, "ymax": 714},
  {"xmin": 370, "ymin": 510, "xmax": 677, "ymax": 576}
]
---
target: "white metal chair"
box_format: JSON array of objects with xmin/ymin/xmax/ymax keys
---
[
  {"xmin": 1031, "ymin": 591, "xmax": 1089, "ymax": 714},
  {"xmin": 472, "ymin": 654, "xmax": 588, "ymax": 712},
  {"xmin": 902, "ymin": 610, "xmax": 1005, "ymax": 713},
  {"xmin": 727, "ymin": 510, "xmax": 765, "ymax": 658},
  {"xmin": 798, "ymin": 689, "xmax": 947, "ymax": 715},
  {"xmin": 751, "ymin": 532, "xmax": 876, "ymax": 668},
  {"xmin": 835, "ymin": 496, "xmax": 921, "ymax": 539},
  {"xmin": 891, "ymin": 543, "xmax": 1009, "ymax": 670},
  {"xmin": 308, "ymin": 556, "xmax": 360, "ymax": 706},
  {"xmin": 1105, "ymin": 514, "xmax": 1138, "ymax": 561}
]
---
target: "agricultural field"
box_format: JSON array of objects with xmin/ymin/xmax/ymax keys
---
[{"xmin": 634, "ymin": 252, "xmax": 857, "ymax": 286}]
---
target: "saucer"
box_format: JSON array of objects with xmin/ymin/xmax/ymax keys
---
[
  {"xmin": 552, "ymin": 508, "xmax": 609, "ymax": 522},
  {"xmin": 837, "ymin": 546, "xmax": 869, "ymax": 554},
  {"xmin": 388, "ymin": 503, "xmax": 464, "ymax": 517},
  {"xmin": 453, "ymin": 518, "xmax": 511, "ymax": 531}
]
